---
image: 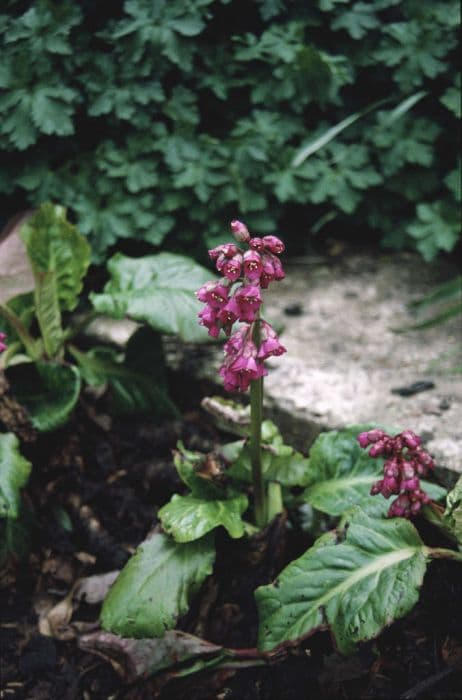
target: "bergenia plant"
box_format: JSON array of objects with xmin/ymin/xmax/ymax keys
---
[
  {"xmin": 196, "ymin": 220, "xmax": 286, "ymax": 526},
  {"xmin": 93, "ymin": 220, "xmax": 461, "ymax": 686}
]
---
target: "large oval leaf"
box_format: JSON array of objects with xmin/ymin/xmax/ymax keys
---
[
  {"xmin": 301, "ymin": 429, "xmax": 446, "ymax": 517},
  {"xmin": 159, "ymin": 493, "xmax": 248, "ymax": 542},
  {"xmin": 256, "ymin": 508, "xmax": 430, "ymax": 654},
  {"xmin": 0, "ymin": 433, "xmax": 32, "ymax": 519},
  {"xmin": 8, "ymin": 361, "xmax": 81, "ymax": 431},
  {"xmin": 101, "ymin": 532, "xmax": 215, "ymax": 638},
  {"xmin": 90, "ymin": 252, "xmax": 214, "ymax": 342}
]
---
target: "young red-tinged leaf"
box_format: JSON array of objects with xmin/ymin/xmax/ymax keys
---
[{"xmin": 158, "ymin": 493, "xmax": 248, "ymax": 542}]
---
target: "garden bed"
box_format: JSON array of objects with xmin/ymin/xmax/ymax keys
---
[{"xmin": 1, "ymin": 374, "xmax": 461, "ymax": 700}]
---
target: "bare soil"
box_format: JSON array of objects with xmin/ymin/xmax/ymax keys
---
[{"xmin": 1, "ymin": 372, "xmax": 462, "ymax": 700}]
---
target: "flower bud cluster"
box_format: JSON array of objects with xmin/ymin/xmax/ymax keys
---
[
  {"xmin": 196, "ymin": 221, "xmax": 286, "ymax": 392},
  {"xmin": 357, "ymin": 429, "xmax": 434, "ymax": 518},
  {"xmin": 0, "ymin": 332, "xmax": 7, "ymax": 353}
]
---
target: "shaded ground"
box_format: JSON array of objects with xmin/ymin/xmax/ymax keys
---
[{"xmin": 1, "ymin": 375, "xmax": 462, "ymax": 699}]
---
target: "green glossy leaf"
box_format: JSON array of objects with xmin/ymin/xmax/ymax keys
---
[
  {"xmin": 101, "ymin": 532, "xmax": 215, "ymax": 638},
  {"xmin": 301, "ymin": 428, "xmax": 445, "ymax": 517},
  {"xmin": 8, "ymin": 361, "xmax": 81, "ymax": 431},
  {"xmin": 256, "ymin": 508, "xmax": 430, "ymax": 654},
  {"xmin": 0, "ymin": 433, "xmax": 32, "ymax": 519},
  {"xmin": 159, "ymin": 493, "xmax": 248, "ymax": 542},
  {"xmin": 90, "ymin": 253, "xmax": 213, "ymax": 342},
  {"xmin": 444, "ymin": 476, "xmax": 462, "ymax": 547},
  {"xmin": 20, "ymin": 203, "xmax": 91, "ymax": 312}
]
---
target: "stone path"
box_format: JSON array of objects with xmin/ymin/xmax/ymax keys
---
[
  {"xmin": 261, "ymin": 253, "xmax": 461, "ymax": 473},
  {"xmin": 89, "ymin": 251, "xmax": 462, "ymax": 473}
]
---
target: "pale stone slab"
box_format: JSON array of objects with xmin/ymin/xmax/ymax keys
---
[
  {"xmin": 87, "ymin": 252, "xmax": 462, "ymax": 473},
  {"xmin": 261, "ymin": 254, "xmax": 461, "ymax": 472}
]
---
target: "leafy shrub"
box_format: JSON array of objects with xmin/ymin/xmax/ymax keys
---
[
  {"xmin": 0, "ymin": 203, "xmax": 212, "ymax": 431},
  {"xmin": 0, "ymin": 0, "xmax": 459, "ymax": 260}
]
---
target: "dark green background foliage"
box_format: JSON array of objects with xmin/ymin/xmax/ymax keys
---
[{"xmin": 0, "ymin": 0, "xmax": 459, "ymax": 261}]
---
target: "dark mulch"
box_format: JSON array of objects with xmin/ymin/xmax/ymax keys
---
[{"xmin": 1, "ymin": 374, "xmax": 462, "ymax": 700}]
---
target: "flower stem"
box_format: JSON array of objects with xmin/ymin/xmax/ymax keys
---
[
  {"xmin": 422, "ymin": 503, "xmax": 459, "ymax": 545},
  {"xmin": 250, "ymin": 320, "xmax": 267, "ymax": 528},
  {"xmin": 428, "ymin": 547, "xmax": 462, "ymax": 563},
  {"xmin": 267, "ymin": 481, "xmax": 283, "ymax": 520}
]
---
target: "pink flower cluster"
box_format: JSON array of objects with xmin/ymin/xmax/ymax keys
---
[
  {"xmin": 358, "ymin": 429, "xmax": 435, "ymax": 518},
  {"xmin": 196, "ymin": 220, "xmax": 286, "ymax": 392},
  {"xmin": 0, "ymin": 332, "xmax": 6, "ymax": 353}
]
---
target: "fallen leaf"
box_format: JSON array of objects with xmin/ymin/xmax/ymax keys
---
[
  {"xmin": 37, "ymin": 570, "xmax": 120, "ymax": 640},
  {"xmin": 78, "ymin": 629, "xmax": 273, "ymax": 684}
]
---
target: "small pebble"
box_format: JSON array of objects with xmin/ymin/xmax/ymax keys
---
[{"xmin": 391, "ymin": 381, "xmax": 435, "ymax": 397}]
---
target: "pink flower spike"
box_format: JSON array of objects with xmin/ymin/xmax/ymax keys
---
[
  {"xmin": 262, "ymin": 235, "xmax": 285, "ymax": 255},
  {"xmin": 0, "ymin": 332, "xmax": 7, "ymax": 353},
  {"xmin": 360, "ymin": 427, "xmax": 434, "ymax": 519},
  {"xmin": 230, "ymin": 220, "xmax": 250, "ymax": 243},
  {"xmin": 243, "ymin": 250, "xmax": 263, "ymax": 281}
]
